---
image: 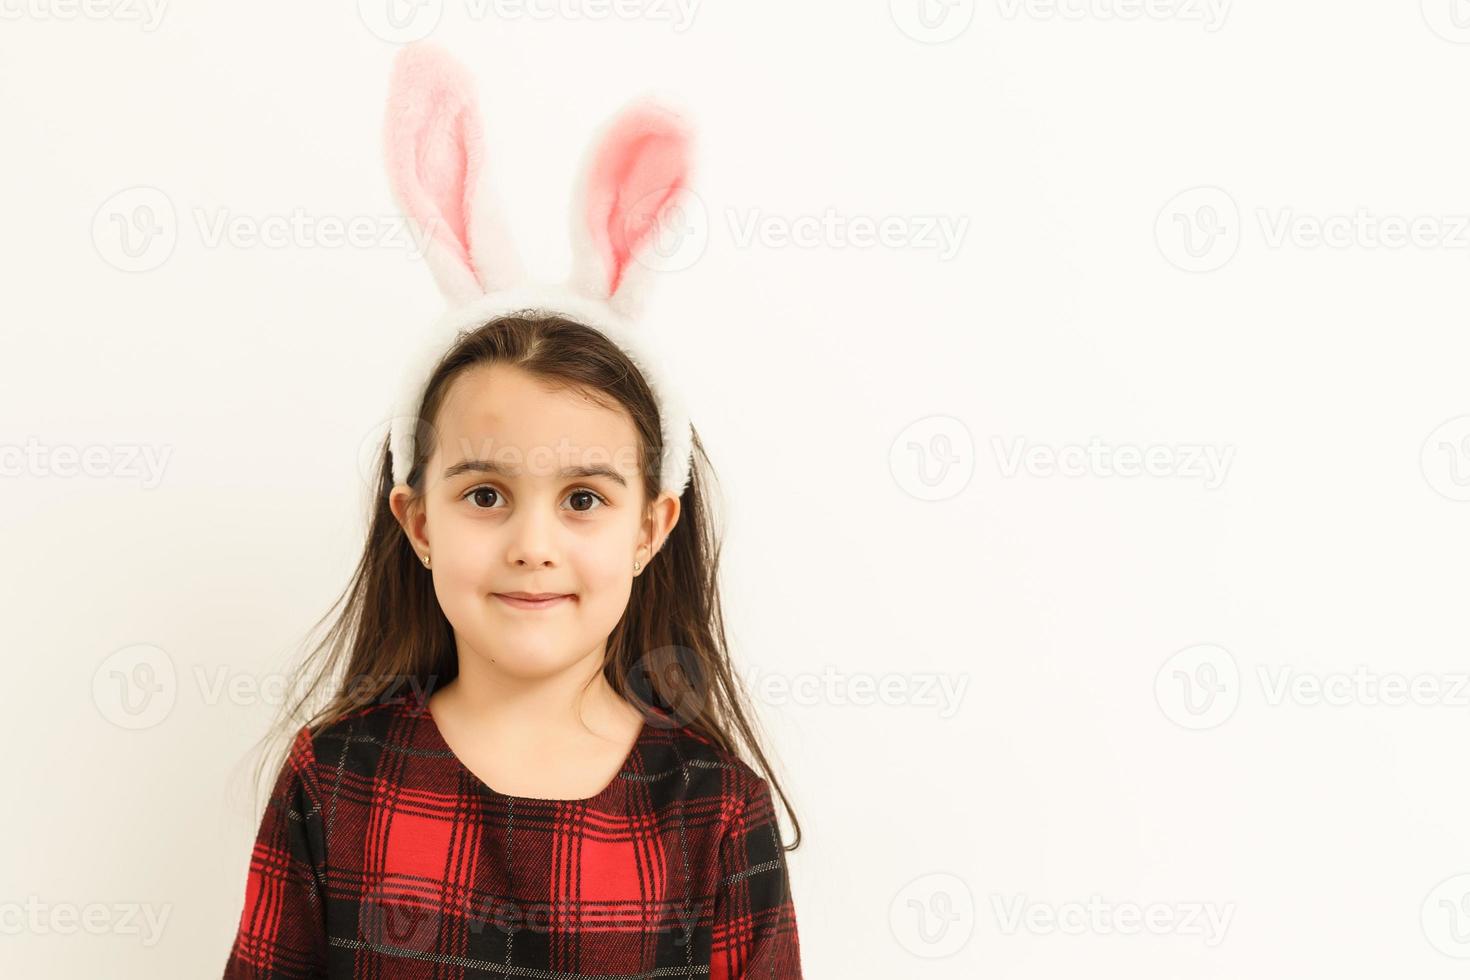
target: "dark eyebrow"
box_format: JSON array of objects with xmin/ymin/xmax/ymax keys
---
[{"xmin": 441, "ymin": 458, "xmax": 628, "ymax": 488}]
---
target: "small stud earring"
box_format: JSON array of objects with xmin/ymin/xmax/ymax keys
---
[
  {"xmin": 421, "ymin": 554, "xmax": 431, "ymax": 568},
  {"xmin": 633, "ymin": 559, "xmax": 641, "ymax": 573}
]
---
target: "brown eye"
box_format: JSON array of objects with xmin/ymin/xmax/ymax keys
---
[
  {"xmin": 466, "ymin": 487, "xmax": 501, "ymax": 509},
  {"xmin": 566, "ymin": 489, "xmax": 605, "ymax": 513}
]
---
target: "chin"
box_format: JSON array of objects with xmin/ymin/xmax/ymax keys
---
[{"xmin": 476, "ymin": 636, "xmax": 583, "ymax": 675}]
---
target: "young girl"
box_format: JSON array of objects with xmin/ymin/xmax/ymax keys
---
[{"xmin": 222, "ymin": 43, "xmax": 803, "ymax": 979}]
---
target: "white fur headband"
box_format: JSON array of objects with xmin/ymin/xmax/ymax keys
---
[{"xmin": 381, "ymin": 42, "xmax": 695, "ymax": 498}]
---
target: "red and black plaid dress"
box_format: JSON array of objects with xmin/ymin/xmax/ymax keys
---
[{"xmin": 223, "ymin": 696, "xmax": 802, "ymax": 978}]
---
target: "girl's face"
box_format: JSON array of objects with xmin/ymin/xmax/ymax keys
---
[{"xmin": 388, "ymin": 362, "xmax": 679, "ymax": 681}]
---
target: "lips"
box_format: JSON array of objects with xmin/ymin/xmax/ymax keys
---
[{"xmin": 493, "ymin": 592, "xmax": 574, "ymax": 610}]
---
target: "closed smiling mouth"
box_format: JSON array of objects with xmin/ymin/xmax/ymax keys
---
[{"xmin": 493, "ymin": 592, "xmax": 574, "ymax": 610}]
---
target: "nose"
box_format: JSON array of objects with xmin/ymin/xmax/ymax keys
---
[{"xmin": 505, "ymin": 499, "xmax": 559, "ymax": 568}]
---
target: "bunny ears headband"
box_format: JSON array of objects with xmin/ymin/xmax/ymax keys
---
[{"xmin": 382, "ymin": 42, "xmax": 695, "ymax": 498}]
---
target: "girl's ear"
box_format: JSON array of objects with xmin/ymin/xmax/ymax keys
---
[
  {"xmin": 568, "ymin": 98, "xmax": 694, "ymax": 319},
  {"xmin": 384, "ymin": 42, "xmax": 525, "ymax": 305}
]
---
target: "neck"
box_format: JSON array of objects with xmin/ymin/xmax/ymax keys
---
[{"xmin": 434, "ymin": 638, "xmax": 638, "ymax": 745}]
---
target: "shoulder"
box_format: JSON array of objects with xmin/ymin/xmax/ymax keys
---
[
  {"xmin": 305, "ymin": 695, "xmax": 410, "ymax": 744},
  {"xmin": 640, "ymin": 718, "xmax": 775, "ymax": 816},
  {"xmin": 285, "ymin": 697, "xmax": 417, "ymax": 789}
]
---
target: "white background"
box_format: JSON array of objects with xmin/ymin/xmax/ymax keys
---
[{"xmin": 4, "ymin": 0, "xmax": 1470, "ymax": 976}]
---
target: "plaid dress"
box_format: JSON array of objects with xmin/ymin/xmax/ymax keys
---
[{"xmin": 223, "ymin": 696, "xmax": 802, "ymax": 978}]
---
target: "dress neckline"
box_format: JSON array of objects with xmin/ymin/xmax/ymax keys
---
[{"xmin": 406, "ymin": 695, "xmax": 658, "ymax": 805}]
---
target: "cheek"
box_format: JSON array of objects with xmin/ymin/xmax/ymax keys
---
[
  {"xmin": 570, "ymin": 551, "xmax": 636, "ymax": 632},
  {"xmin": 565, "ymin": 532, "xmax": 636, "ymax": 592},
  {"xmin": 432, "ymin": 517, "xmax": 487, "ymax": 577}
]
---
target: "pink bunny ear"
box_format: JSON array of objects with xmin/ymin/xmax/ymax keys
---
[
  {"xmin": 384, "ymin": 42, "xmax": 523, "ymax": 304},
  {"xmin": 569, "ymin": 99, "xmax": 694, "ymax": 318}
]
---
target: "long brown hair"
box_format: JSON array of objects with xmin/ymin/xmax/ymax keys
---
[{"xmin": 248, "ymin": 311, "xmax": 800, "ymax": 850}]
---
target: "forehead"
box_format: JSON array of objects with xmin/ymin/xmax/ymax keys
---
[{"xmin": 432, "ymin": 361, "xmax": 642, "ymax": 474}]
